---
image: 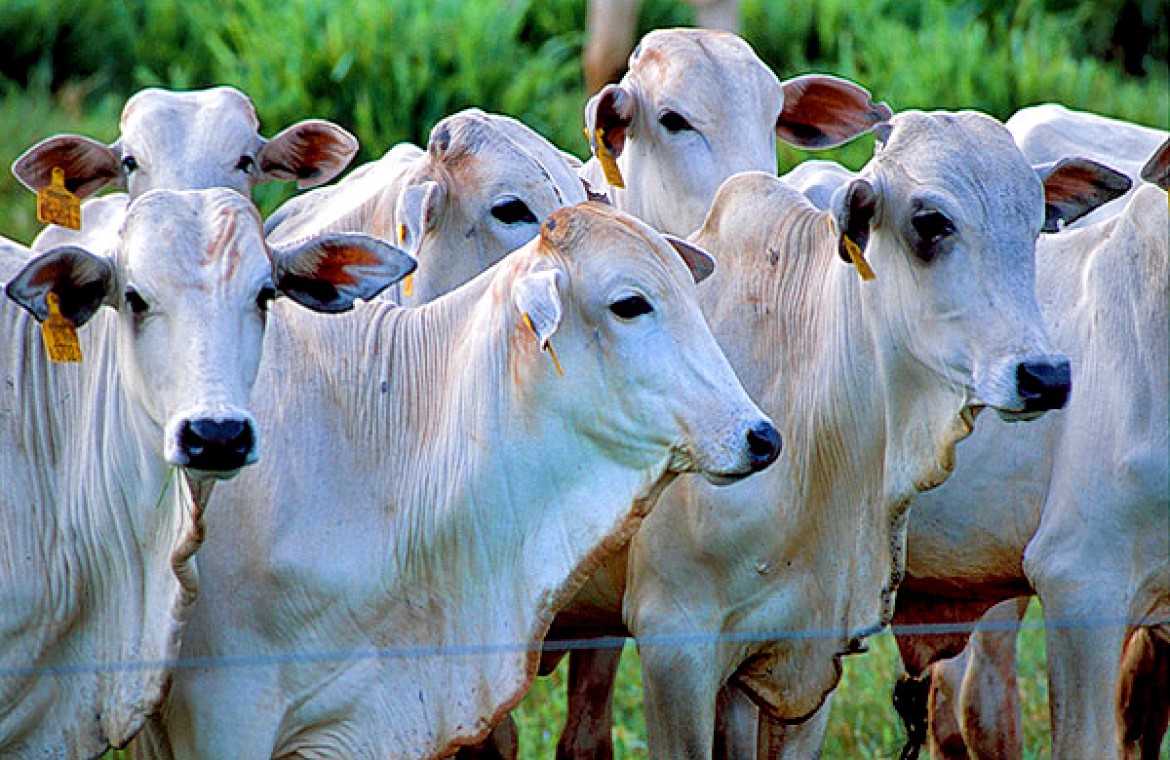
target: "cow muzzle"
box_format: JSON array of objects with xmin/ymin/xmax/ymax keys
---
[
  {"xmin": 171, "ymin": 416, "xmax": 259, "ymax": 475},
  {"xmin": 746, "ymin": 420, "xmax": 783, "ymax": 472},
  {"xmin": 1016, "ymin": 358, "xmax": 1071, "ymax": 412}
]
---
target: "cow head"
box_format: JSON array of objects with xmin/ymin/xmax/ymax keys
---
[
  {"xmin": 828, "ymin": 110, "xmax": 1129, "ymax": 420},
  {"xmin": 583, "ymin": 29, "xmax": 889, "ymax": 235},
  {"xmin": 12, "ymin": 86, "xmax": 358, "ymax": 200},
  {"xmin": 507, "ymin": 202, "xmax": 780, "ymax": 482},
  {"xmin": 6, "ymin": 189, "xmax": 413, "ymax": 478},
  {"xmin": 388, "ymin": 109, "xmax": 590, "ymax": 306}
]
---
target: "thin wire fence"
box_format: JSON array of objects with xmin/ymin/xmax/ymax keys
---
[{"xmin": 5, "ymin": 612, "xmax": 1160, "ymax": 680}]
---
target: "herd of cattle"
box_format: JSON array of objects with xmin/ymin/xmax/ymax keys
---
[{"xmin": 1, "ymin": 27, "xmax": 1166, "ymax": 760}]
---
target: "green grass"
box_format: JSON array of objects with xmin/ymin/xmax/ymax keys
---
[{"xmin": 510, "ymin": 600, "xmax": 1166, "ymax": 759}]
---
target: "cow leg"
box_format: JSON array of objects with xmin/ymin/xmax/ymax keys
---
[
  {"xmin": 639, "ymin": 640, "xmax": 723, "ymax": 759},
  {"xmin": 953, "ymin": 597, "xmax": 1028, "ymax": 759},
  {"xmin": 685, "ymin": 0, "xmax": 741, "ymax": 33},
  {"xmin": 556, "ymin": 646, "xmax": 621, "ymax": 760},
  {"xmin": 584, "ymin": 0, "xmax": 639, "ymax": 94},
  {"xmin": 713, "ymin": 683, "xmax": 758, "ymax": 758},
  {"xmin": 1034, "ymin": 584, "xmax": 1129, "ymax": 758},
  {"xmin": 926, "ymin": 651, "xmax": 970, "ymax": 760},
  {"xmin": 755, "ymin": 693, "xmax": 833, "ymax": 760},
  {"xmin": 1116, "ymin": 625, "xmax": 1170, "ymax": 760}
]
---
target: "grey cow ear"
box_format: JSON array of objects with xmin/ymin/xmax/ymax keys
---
[
  {"xmin": 1140, "ymin": 137, "xmax": 1170, "ymax": 191},
  {"xmin": 513, "ymin": 266, "xmax": 564, "ymax": 351},
  {"xmin": 664, "ymin": 235, "xmax": 715, "ymax": 283},
  {"xmin": 12, "ymin": 135, "xmax": 122, "ymax": 200},
  {"xmin": 833, "ymin": 178, "xmax": 878, "ymax": 266},
  {"xmin": 584, "ymin": 84, "xmax": 635, "ymax": 158},
  {"xmin": 6, "ymin": 246, "xmax": 115, "ymax": 326},
  {"xmin": 272, "ymin": 233, "xmax": 416, "ymax": 313},
  {"xmin": 394, "ymin": 180, "xmax": 445, "ymax": 255},
  {"xmin": 259, "ymin": 120, "xmax": 359, "ymax": 189},
  {"xmin": 1035, "ymin": 158, "xmax": 1131, "ymax": 232}
]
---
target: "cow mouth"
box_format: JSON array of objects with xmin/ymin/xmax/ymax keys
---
[
  {"xmin": 702, "ymin": 469, "xmax": 753, "ymax": 486},
  {"xmin": 994, "ymin": 408, "xmax": 1046, "ymax": 423}
]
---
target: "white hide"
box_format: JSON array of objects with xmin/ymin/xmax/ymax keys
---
[
  {"xmin": 265, "ymin": 108, "xmax": 589, "ymax": 306},
  {"xmin": 0, "ymin": 189, "xmax": 411, "ymax": 757},
  {"xmin": 1006, "ymin": 103, "xmax": 1168, "ymax": 227},
  {"xmin": 140, "ymin": 202, "xmax": 777, "ymax": 759},
  {"xmin": 15, "ymin": 85, "xmax": 359, "ymax": 252},
  {"xmin": 555, "ymin": 111, "xmax": 1095, "ymax": 758},
  {"xmin": 897, "ymin": 181, "xmax": 1169, "ymax": 759},
  {"xmin": 580, "ymin": 28, "xmax": 890, "ymax": 236}
]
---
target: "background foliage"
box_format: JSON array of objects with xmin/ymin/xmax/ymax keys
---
[
  {"xmin": 3, "ymin": 2, "xmax": 1165, "ymax": 756},
  {"xmin": 0, "ymin": 0, "xmax": 1165, "ymax": 243}
]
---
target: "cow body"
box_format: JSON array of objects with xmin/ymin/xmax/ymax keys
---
[
  {"xmin": 137, "ymin": 203, "xmax": 779, "ymax": 759},
  {"xmin": 550, "ymin": 110, "xmax": 1105, "ymax": 758},
  {"xmin": 0, "ymin": 189, "xmax": 408, "ymax": 756},
  {"xmin": 896, "ymin": 177, "xmax": 1169, "ymax": 760},
  {"xmin": 265, "ymin": 109, "xmax": 588, "ymax": 306}
]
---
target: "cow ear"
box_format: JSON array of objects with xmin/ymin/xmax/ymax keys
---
[
  {"xmin": 258, "ymin": 120, "xmax": 359, "ymax": 189},
  {"xmin": 6, "ymin": 246, "xmax": 115, "ymax": 326},
  {"xmin": 394, "ymin": 180, "xmax": 445, "ymax": 254},
  {"xmin": 12, "ymin": 135, "xmax": 122, "ymax": 199},
  {"xmin": 1035, "ymin": 158, "xmax": 1131, "ymax": 232},
  {"xmin": 1140, "ymin": 137, "xmax": 1170, "ymax": 191},
  {"xmin": 664, "ymin": 235, "xmax": 715, "ymax": 283},
  {"xmin": 584, "ymin": 84, "xmax": 635, "ymax": 157},
  {"xmin": 513, "ymin": 266, "xmax": 564, "ymax": 350},
  {"xmin": 776, "ymin": 75, "xmax": 893, "ymax": 150},
  {"xmin": 272, "ymin": 233, "xmax": 416, "ymax": 313},
  {"xmin": 833, "ymin": 178, "xmax": 878, "ymax": 264}
]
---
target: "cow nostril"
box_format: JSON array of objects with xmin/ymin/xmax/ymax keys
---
[
  {"xmin": 178, "ymin": 418, "xmax": 256, "ymax": 472},
  {"xmin": 746, "ymin": 421, "xmax": 782, "ymax": 471},
  {"xmin": 1016, "ymin": 359, "xmax": 1072, "ymax": 412}
]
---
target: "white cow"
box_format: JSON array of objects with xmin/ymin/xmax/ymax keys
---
[
  {"xmin": 548, "ymin": 110, "xmax": 1129, "ymax": 759},
  {"xmin": 580, "ymin": 28, "xmax": 891, "ymax": 236},
  {"xmin": 1006, "ymin": 103, "xmax": 1168, "ymax": 227},
  {"xmin": 13, "ymin": 85, "xmax": 359, "ymax": 251},
  {"xmin": 0, "ymin": 188, "xmax": 411, "ymax": 757},
  {"xmin": 130, "ymin": 202, "xmax": 781, "ymax": 759},
  {"xmin": 891, "ymin": 140, "xmax": 1168, "ymax": 760},
  {"xmin": 264, "ymin": 108, "xmax": 589, "ymax": 306}
]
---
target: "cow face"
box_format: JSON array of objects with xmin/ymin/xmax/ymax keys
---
[
  {"xmin": 391, "ymin": 110, "xmax": 589, "ymax": 306},
  {"xmin": 12, "ymin": 86, "xmax": 357, "ymax": 200},
  {"xmin": 584, "ymin": 29, "xmax": 890, "ymax": 236},
  {"xmin": 831, "ymin": 111, "xmax": 1128, "ymax": 418},
  {"xmin": 6, "ymin": 189, "xmax": 413, "ymax": 478},
  {"xmin": 510, "ymin": 203, "xmax": 780, "ymax": 482}
]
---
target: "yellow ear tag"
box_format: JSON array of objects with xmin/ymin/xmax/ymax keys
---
[
  {"xmin": 843, "ymin": 235, "xmax": 877, "ymax": 281},
  {"xmin": 587, "ymin": 128, "xmax": 625, "ymax": 189},
  {"xmin": 37, "ymin": 167, "xmax": 82, "ymax": 230},
  {"xmin": 396, "ymin": 223, "xmax": 414, "ymax": 297},
  {"xmin": 42, "ymin": 292, "xmax": 83, "ymax": 363},
  {"xmin": 522, "ymin": 312, "xmax": 563, "ymax": 377}
]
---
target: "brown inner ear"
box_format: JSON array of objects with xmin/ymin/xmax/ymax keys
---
[
  {"xmin": 1140, "ymin": 137, "xmax": 1170, "ymax": 190},
  {"xmin": 595, "ymin": 88, "xmax": 633, "ymax": 155},
  {"xmin": 777, "ymin": 75, "xmax": 893, "ymax": 150},
  {"xmin": 16, "ymin": 142, "xmax": 119, "ymax": 199},
  {"xmin": 1041, "ymin": 158, "xmax": 1131, "ymax": 232},
  {"xmin": 261, "ymin": 122, "xmax": 358, "ymax": 186}
]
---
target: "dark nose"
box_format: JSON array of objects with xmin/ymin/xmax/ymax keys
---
[
  {"xmin": 1017, "ymin": 358, "xmax": 1071, "ymax": 412},
  {"xmin": 178, "ymin": 418, "xmax": 256, "ymax": 472},
  {"xmin": 746, "ymin": 421, "xmax": 783, "ymax": 472}
]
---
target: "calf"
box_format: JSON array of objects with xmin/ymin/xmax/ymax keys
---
[{"xmin": 0, "ymin": 188, "xmax": 410, "ymax": 756}]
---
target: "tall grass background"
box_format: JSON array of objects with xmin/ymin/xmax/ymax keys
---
[{"xmin": 1, "ymin": 1, "xmax": 1165, "ymax": 757}]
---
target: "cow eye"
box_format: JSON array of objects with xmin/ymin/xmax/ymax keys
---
[
  {"xmin": 609, "ymin": 295, "xmax": 654, "ymax": 319},
  {"xmin": 256, "ymin": 284, "xmax": 277, "ymax": 311},
  {"xmin": 491, "ymin": 198, "xmax": 538, "ymax": 225},
  {"xmin": 659, "ymin": 111, "xmax": 693, "ymax": 134},
  {"xmin": 124, "ymin": 288, "xmax": 149, "ymax": 315},
  {"xmin": 121, "ymin": 156, "xmax": 139, "ymax": 173},
  {"xmin": 236, "ymin": 154, "xmax": 256, "ymax": 174},
  {"xmin": 910, "ymin": 210, "xmax": 955, "ymax": 262}
]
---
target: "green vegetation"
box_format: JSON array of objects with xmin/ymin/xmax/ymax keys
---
[
  {"xmin": 8, "ymin": 2, "xmax": 1164, "ymax": 757},
  {"xmin": 512, "ymin": 601, "xmax": 1055, "ymax": 758},
  {"xmin": 1, "ymin": 0, "xmax": 1165, "ymax": 243}
]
